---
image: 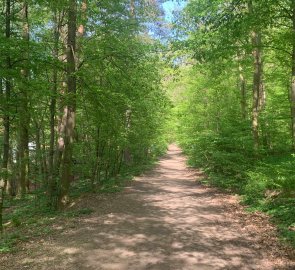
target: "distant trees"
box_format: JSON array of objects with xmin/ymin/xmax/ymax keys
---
[{"xmin": 177, "ymin": 0, "xmax": 295, "ymax": 152}]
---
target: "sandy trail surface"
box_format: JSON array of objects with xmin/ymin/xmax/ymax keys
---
[{"xmin": 1, "ymin": 145, "xmax": 294, "ymax": 269}]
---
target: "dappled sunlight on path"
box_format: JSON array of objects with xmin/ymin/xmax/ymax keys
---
[{"xmin": 2, "ymin": 144, "xmax": 294, "ymax": 269}]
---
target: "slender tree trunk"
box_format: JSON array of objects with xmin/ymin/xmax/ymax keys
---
[
  {"xmin": 7, "ymin": 149, "xmax": 15, "ymax": 197},
  {"xmin": 0, "ymin": 0, "xmax": 12, "ymax": 235},
  {"xmin": 19, "ymin": 1, "xmax": 30, "ymax": 195},
  {"xmin": 97, "ymin": 141, "xmax": 106, "ymax": 185},
  {"xmin": 291, "ymin": 0, "xmax": 295, "ymax": 151},
  {"xmin": 122, "ymin": 0, "xmax": 136, "ymax": 165},
  {"xmin": 35, "ymin": 122, "xmax": 43, "ymax": 189},
  {"xmin": 58, "ymin": 0, "xmax": 77, "ymax": 208},
  {"xmin": 48, "ymin": 10, "xmax": 60, "ymax": 205},
  {"xmin": 78, "ymin": 0, "xmax": 87, "ymax": 38},
  {"xmin": 240, "ymin": 72, "xmax": 247, "ymax": 120},
  {"xmin": 91, "ymin": 127, "xmax": 100, "ymax": 188},
  {"xmin": 124, "ymin": 109, "xmax": 132, "ymax": 165},
  {"xmin": 53, "ymin": 9, "xmax": 67, "ymax": 181},
  {"xmin": 237, "ymin": 52, "xmax": 247, "ymax": 120},
  {"xmin": 130, "ymin": 0, "xmax": 135, "ymax": 17},
  {"xmin": 248, "ymin": 1, "xmax": 265, "ymax": 151},
  {"xmin": 203, "ymin": 88, "xmax": 210, "ymax": 129},
  {"xmin": 251, "ymin": 30, "xmax": 264, "ymax": 150},
  {"xmin": 41, "ymin": 128, "xmax": 48, "ymax": 184},
  {"xmin": 77, "ymin": 0, "xmax": 87, "ymax": 66}
]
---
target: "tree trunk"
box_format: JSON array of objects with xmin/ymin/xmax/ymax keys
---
[
  {"xmin": 130, "ymin": 0, "xmax": 135, "ymax": 17},
  {"xmin": 48, "ymin": 9, "xmax": 60, "ymax": 206},
  {"xmin": 0, "ymin": 0, "xmax": 11, "ymax": 235},
  {"xmin": 248, "ymin": 1, "xmax": 265, "ymax": 151},
  {"xmin": 35, "ymin": 122, "xmax": 43, "ymax": 190},
  {"xmin": 7, "ymin": 149, "xmax": 16, "ymax": 197},
  {"xmin": 77, "ymin": 0, "xmax": 87, "ymax": 67},
  {"xmin": 78, "ymin": 0, "xmax": 87, "ymax": 38},
  {"xmin": 251, "ymin": 30, "xmax": 264, "ymax": 149},
  {"xmin": 19, "ymin": 0, "xmax": 30, "ymax": 196},
  {"xmin": 291, "ymin": 0, "xmax": 295, "ymax": 151},
  {"xmin": 237, "ymin": 52, "xmax": 247, "ymax": 120},
  {"xmin": 124, "ymin": 109, "xmax": 132, "ymax": 165},
  {"xmin": 58, "ymin": 0, "xmax": 77, "ymax": 208},
  {"xmin": 251, "ymin": 30, "xmax": 263, "ymax": 151},
  {"xmin": 41, "ymin": 128, "xmax": 48, "ymax": 184}
]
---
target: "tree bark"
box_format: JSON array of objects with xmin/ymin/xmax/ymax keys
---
[
  {"xmin": 1, "ymin": 0, "xmax": 11, "ymax": 234},
  {"xmin": 58, "ymin": 0, "xmax": 77, "ymax": 208},
  {"xmin": 48, "ymin": 9, "xmax": 61, "ymax": 206},
  {"xmin": 78, "ymin": 0, "xmax": 87, "ymax": 38},
  {"xmin": 76, "ymin": 0, "xmax": 87, "ymax": 71},
  {"xmin": 291, "ymin": 0, "xmax": 295, "ymax": 151},
  {"xmin": 248, "ymin": 1, "xmax": 264, "ymax": 151},
  {"xmin": 35, "ymin": 122, "xmax": 43, "ymax": 190},
  {"xmin": 19, "ymin": 0, "xmax": 30, "ymax": 195},
  {"xmin": 251, "ymin": 30, "xmax": 263, "ymax": 151},
  {"xmin": 53, "ymin": 19, "xmax": 67, "ymax": 208},
  {"xmin": 124, "ymin": 109, "xmax": 132, "ymax": 165},
  {"xmin": 130, "ymin": 0, "xmax": 135, "ymax": 17},
  {"xmin": 237, "ymin": 52, "xmax": 247, "ymax": 120}
]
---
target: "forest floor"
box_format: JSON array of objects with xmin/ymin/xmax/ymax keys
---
[{"xmin": 1, "ymin": 144, "xmax": 295, "ymax": 270}]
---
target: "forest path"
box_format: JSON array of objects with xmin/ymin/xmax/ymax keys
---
[{"xmin": 1, "ymin": 144, "xmax": 294, "ymax": 269}]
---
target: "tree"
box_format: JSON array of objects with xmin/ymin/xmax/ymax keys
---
[
  {"xmin": 18, "ymin": 0, "xmax": 30, "ymax": 196},
  {"xmin": 291, "ymin": 0, "xmax": 295, "ymax": 150},
  {"xmin": 248, "ymin": 1, "xmax": 265, "ymax": 150},
  {"xmin": 0, "ymin": 0, "xmax": 12, "ymax": 234},
  {"xmin": 58, "ymin": 0, "xmax": 77, "ymax": 207}
]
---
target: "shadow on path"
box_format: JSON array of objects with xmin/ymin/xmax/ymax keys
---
[{"xmin": 2, "ymin": 144, "xmax": 295, "ymax": 270}]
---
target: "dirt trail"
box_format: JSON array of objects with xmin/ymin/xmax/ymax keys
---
[{"xmin": 1, "ymin": 145, "xmax": 295, "ymax": 270}]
